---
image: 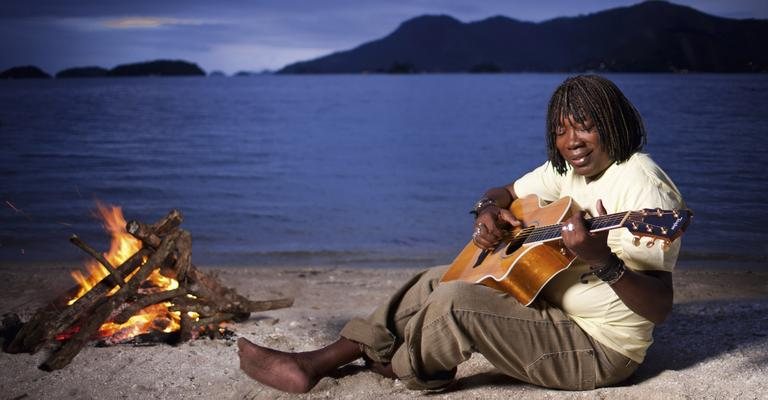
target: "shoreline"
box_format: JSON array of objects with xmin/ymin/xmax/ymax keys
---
[{"xmin": 1, "ymin": 264, "xmax": 766, "ymax": 399}]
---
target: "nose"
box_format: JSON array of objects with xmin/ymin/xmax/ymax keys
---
[{"xmin": 563, "ymin": 127, "xmax": 584, "ymax": 149}]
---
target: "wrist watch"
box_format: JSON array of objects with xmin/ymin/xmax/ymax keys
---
[{"xmin": 592, "ymin": 254, "xmax": 626, "ymax": 285}]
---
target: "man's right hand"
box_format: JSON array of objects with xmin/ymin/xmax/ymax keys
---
[{"xmin": 472, "ymin": 206, "xmax": 521, "ymax": 250}]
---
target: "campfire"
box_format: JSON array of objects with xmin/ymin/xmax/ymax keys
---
[{"xmin": 3, "ymin": 206, "xmax": 293, "ymax": 370}]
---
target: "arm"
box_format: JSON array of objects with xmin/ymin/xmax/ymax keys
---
[
  {"xmin": 608, "ymin": 269, "xmax": 672, "ymax": 324},
  {"xmin": 561, "ymin": 200, "xmax": 674, "ymax": 324}
]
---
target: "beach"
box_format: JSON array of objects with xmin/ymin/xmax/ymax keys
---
[{"xmin": 0, "ymin": 263, "xmax": 766, "ymax": 400}]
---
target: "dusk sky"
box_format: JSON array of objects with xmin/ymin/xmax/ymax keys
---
[{"xmin": 2, "ymin": 0, "xmax": 767, "ymax": 75}]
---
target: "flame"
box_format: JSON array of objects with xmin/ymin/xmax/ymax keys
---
[
  {"xmin": 66, "ymin": 203, "xmax": 193, "ymax": 342},
  {"xmin": 68, "ymin": 202, "xmax": 144, "ymax": 304}
]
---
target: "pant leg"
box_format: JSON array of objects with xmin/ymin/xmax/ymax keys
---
[
  {"xmin": 389, "ymin": 280, "xmax": 603, "ymax": 391},
  {"xmin": 339, "ymin": 265, "xmax": 449, "ymax": 363},
  {"xmin": 341, "ymin": 267, "xmax": 637, "ymax": 391}
]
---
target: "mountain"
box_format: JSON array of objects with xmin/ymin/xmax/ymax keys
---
[
  {"xmin": 56, "ymin": 66, "xmax": 109, "ymax": 78},
  {"xmin": 108, "ymin": 60, "xmax": 205, "ymax": 77},
  {"xmin": 0, "ymin": 65, "xmax": 52, "ymax": 79},
  {"xmin": 279, "ymin": 1, "xmax": 768, "ymax": 73}
]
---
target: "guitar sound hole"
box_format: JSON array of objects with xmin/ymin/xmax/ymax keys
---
[
  {"xmin": 472, "ymin": 251, "xmax": 490, "ymax": 268},
  {"xmin": 504, "ymin": 238, "xmax": 524, "ymax": 256}
]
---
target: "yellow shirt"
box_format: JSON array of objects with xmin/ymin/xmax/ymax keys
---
[{"xmin": 513, "ymin": 152, "xmax": 685, "ymax": 363}]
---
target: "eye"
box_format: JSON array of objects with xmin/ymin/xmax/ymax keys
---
[
  {"xmin": 577, "ymin": 124, "xmax": 595, "ymax": 133},
  {"xmin": 555, "ymin": 127, "xmax": 565, "ymax": 136}
]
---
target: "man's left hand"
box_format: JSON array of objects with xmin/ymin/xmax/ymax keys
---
[{"xmin": 560, "ymin": 199, "xmax": 613, "ymax": 266}]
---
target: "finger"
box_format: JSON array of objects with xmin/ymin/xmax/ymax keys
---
[
  {"xmin": 595, "ymin": 199, "xmax": 608, "ymax": 216},
  {"xmin": 473, "ymin": 234, "xmax": 497, "ymax": 249},
  {"xmin": 573, "ymin": 211, "xmax": 589, "ymax": 233},
  {"xmin": 472, "ymin": 223, "xmax": 493, "ymax": 248},
  {"xmin": 498, "ymin": 209, "xmax": 521, "ymax": 227}
]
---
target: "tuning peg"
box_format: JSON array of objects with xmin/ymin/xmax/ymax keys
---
[
  {"xmin": 633, "ymin": 236, "xmax": 641, "ymax": 247},
  {"xmin": 672, "ymin": 210, "xmax": 680, "ymax": 219},
  {"xmin": 662, "ymin": 240, "xmax": 671, "ymax": 251},
  {"xmin": 646, "ymin": 239, "xmax": 656, "ymax": 248},
  {"xmin": 656, "ymin": 208, "xmax": 663, "ymax": 217}
]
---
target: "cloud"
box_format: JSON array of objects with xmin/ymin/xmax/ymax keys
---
[
  {"xmin": 103, "ymin": 16, "xmax": 213, "ymax": 29},
  {"xmin": 46, "ymin": 16, "xmax": 224, "ymax": 31}
]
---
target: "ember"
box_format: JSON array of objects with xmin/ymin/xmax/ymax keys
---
[{"xmin": 4, "ymin": 207, "xmax": 293, "ymax": 370}]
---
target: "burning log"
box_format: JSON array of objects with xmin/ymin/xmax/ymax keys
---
[
  {"xmin": 113, "ymin": 288, "xmax": 187, "ymax": 324},
  {"xmin": 5, "ymin": 248, "xmax": 151, "ymax": 354},
  {"xmin": 4, "ymin": 207, "xmax": 294, "ymax": 371}
]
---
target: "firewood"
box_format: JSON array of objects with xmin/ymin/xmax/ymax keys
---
[
  {"xmin": 112, "ymin": 288, "xmax": 187, "ymax": 324},
  {"xmin": 69, "ymin": 234, "xmax": 125, "ymax": 286},
  {"xmin": 127, "ymin": 222, "xmax": 293, "ymax": 315},
  {"xmin": 6, "ymin": 248, "xmax": 150, "ymax": 354},
  {"xmin": 192, "ymin": 312, "xmax": 236, "ymax": 332},
  {"xmin": 171, "ymin": 230, "xmax": 192, "ymax": 281},
  {"xmin": 40, "ymin": 231, "xmax": 180, "ymax": 371},
  {"xmin": 125, "ymin": 209, "xmax": 182, "ymax": 248},
  {"xmin": 150, "ymin": 209, "xmax": 182, "ymax": 236},
  {"xmin": 6, "ymin": 207, "xmax": 294, "ymax": 370},
  {"xmin": 185, "ymin": 266, "xmax": 293, "ymax": 317}
]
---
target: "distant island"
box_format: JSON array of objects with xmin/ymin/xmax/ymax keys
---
[
  {"xmin": 109, "ymin": 60, "xmax": 205, "ymax": 77},
  {"xmin": 0, "ymin": 66, "xmax": 52, "ymax": 79},
  {"xmin": 279, "ymin": 1, "xmax": 768, "ymax": 73},
  {"xmin": 56, "ymin": 66, "xmax": 109, "ymax": 78},
  {"xmin": 1, "ymin": 60, "xmax": 206, "ymax": 79}
]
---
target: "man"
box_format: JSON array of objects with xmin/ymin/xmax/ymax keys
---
[{"xmin": 237, "ymin": 75, "xmax": 685, "ymax": 392}]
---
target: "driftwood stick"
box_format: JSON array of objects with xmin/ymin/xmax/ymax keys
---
[
  {"xmin": 126, "ymin": 221, "xmax": 161, "ymax": 248},
  {"xmin": 192, "ymin": 313, "xmax": 236, "ymax": 332},
  {"xmin": 126, "ymin": 209, "xmax": 183, "ymax": 248},
  {"xmin": 172, "ymin": 230, "xmax": 192, "ymax": 281},
  {"xmin": 150, "ymin": 209, "xmax": 183, "ymax": 236},
  {"xmin": 186, "ymin": 266, "xmax": 294, "ymax": 316},
  {"xmin": 176, "ymin": 296, "xmax": 194, "ymax": 343},
  {"xmin": 6, "ymin": 248, "xmax": 151, "ymax": 354},
  {"xmin": 179, "ymin": 311, "xmax": 194, "ymax": 342},
  {"xmin": 240, "ymin": 297, "xmax": 295, "ymax": 313},
  {"xmin": 41, "ymin": 231, "xmax": 180, "ymax": 371},
  {"xmin": 112, "ymin": 288, "xmax": 187, "ymax": 324},
  {"xmin": 168, "ymin": 302, "xmax": 217, "ymax": 317},
  {"xmin": 69, "ymin": 235, "xmax": 125, "ymax": 286}
]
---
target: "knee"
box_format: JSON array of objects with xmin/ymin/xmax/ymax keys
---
[{"xmin": 428, "ymin": 281, "xmax": 485, "ymax": 311}]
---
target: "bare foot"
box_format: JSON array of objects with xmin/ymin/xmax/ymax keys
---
[
  {"xmin": 237, "ymin": 337, "xmax": 318, "ymax": 393},
  {"xmin": 368, "ymin": 361, "xmax": 397, "ymax": 379}
]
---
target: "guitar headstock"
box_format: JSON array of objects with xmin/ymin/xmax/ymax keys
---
[{"xmin": 623, "ymin": 208, "xmax": 693, "ymax": 248}]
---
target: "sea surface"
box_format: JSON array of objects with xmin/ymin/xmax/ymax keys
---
[{"xmin": 1, "ymin": 74, "xmax": 767, "ymax": 269}]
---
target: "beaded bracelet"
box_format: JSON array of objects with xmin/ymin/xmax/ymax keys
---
[
  {"xmin": 469, "ymin": 197, "xmax": 497, "ymax": 218},
  {"xmin": 580, "ymin": 253, "xmax": 626, "ymax": 285}
]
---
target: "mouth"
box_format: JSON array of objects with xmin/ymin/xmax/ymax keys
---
[{"xmin": 568, "ymin": 151, "xmax": 592, "ymax": 167}]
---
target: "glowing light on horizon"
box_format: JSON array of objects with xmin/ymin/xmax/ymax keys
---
[{"xmin": 104, "ymin": 17, "xmax": 209, "ymax": 29}]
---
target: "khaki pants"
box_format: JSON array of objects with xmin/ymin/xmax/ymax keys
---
[{"xmin": 340, "ymin": 266, "xmax": 638, "ymax": 391}]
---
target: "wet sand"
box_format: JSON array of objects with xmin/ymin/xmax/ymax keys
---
[{"xmin": 0, "ymin": 263, "xmax": 766, "ymax": 399}]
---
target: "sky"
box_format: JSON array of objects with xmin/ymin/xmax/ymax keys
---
[{"xmin": 2, "ymin": 0, "xmax": 767, "ymax": 75}]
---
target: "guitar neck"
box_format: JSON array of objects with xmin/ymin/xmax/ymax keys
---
[{"xmin": 521, "ymin": 211, "xmax": 631, "ymax": 245}]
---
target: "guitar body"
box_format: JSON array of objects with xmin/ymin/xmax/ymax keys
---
[{"xmin": 441, "ymin": 195, "xmax": 580, "ymax": 306}]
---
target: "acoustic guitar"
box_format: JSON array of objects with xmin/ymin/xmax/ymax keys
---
[{"xmin": 440, "ymin": 195, "xmax": 692, "ymax": 306}]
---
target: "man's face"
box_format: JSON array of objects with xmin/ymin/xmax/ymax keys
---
[{"xmin": 555, "ymin": 116, "xmax": 613, "ymax": 179}]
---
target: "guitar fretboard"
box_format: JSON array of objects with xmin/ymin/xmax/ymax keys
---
[{"xmin": 520, "ymin": 211, "xmax": 633, "ymax": 244}]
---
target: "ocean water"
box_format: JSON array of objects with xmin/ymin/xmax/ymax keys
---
[{"xmin": 1, "ymin": 74, "xmax": 767, "ymax": 269}]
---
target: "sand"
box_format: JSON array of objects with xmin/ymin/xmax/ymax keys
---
[{"xmin": 1, "ymin": 263, "xmax": 766, "ymax": 400}]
